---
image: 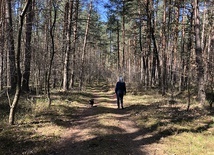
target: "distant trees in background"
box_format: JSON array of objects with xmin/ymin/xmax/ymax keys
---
[
  {"xmin": 0, "ymin": 0, "xmax": 213, "ymax": 106},
  {"xmin": 105, "ymin": 0, "xmax": 213, "ymax": 106}
]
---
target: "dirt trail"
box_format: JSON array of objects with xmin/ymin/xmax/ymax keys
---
[{"xmin": 49, "ymin": 90, "xmax": 163, "ymax": 155}]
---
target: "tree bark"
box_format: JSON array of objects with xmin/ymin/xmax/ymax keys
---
[
  {"xmin": 79, "ymin": 0, "xmax": 92, "ymax": 90},
  {"xmin": 161, "ymin": 0, "xmax": 167, "ymax": 95},
  {"xmin": 122, "ymin": 0, "xmax": 125, "ymax": 74},
  {"xmin": 22, "ymin": 0, "xmax": 33, "ymax": 92},
  {"xmin": 70, "ymin": 0, "xmax": 79, "ymax": 89},
  {"xmin": 47, "ymin": 0, "xmax": 57, "ymax": 106},
  {"xmin": 63, "ymin": 0, "xmax": 73, "ymax": 91},
  {"xmin": 6, "ymin": 0, "xmax": 16, "ymax": 90},
  {"xmin": 138, "ymin": 0, "xmax": 146, "ymax": 86},
  {"xmin": 0, "ymin": 0, "xmax": 5, "ymax": 90},
  {"xmin": 193, "ymin": 0, "xmax": 206, "ymax": 106},
  {"xmin": 186, "ymin": 8, "xmax": 194, "ymax": 110},
  {"xmin": 117, "ymin": 19, "xmax": 120, "ymax": 72},
  {"xmin": 9, "ymin": 0, "xmax": 30, "ymax": 125},
  {"xmin": 170, "ymin": 1, "xmax": 180, "ymax": 99},
  {"xmin": 147, "ymin": 0, "xmax": 161, "ymax": 87}
]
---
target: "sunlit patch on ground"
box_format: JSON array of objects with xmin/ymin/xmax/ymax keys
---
[{"xmin": 0, "ymin": 86, "xmax": 213, "ymax": 154}]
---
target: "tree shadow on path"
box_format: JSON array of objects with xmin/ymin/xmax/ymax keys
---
[{"xmin": 37, "ymin": 88, "xmax": 213, "ymax": 155}]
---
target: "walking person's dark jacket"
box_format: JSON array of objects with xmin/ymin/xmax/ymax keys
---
[{"xmin": 115, "ymin": 81, "xmax": 126, "ymax": 97}]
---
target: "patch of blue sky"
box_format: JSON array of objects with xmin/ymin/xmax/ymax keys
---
[{"xmin": 93, "ymin": 0, "xmax": 109, "ymax": 22}]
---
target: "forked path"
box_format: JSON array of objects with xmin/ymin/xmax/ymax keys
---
[{"xmin": 50, "ymin": 90, "xmax": 163, "ymax": 155}]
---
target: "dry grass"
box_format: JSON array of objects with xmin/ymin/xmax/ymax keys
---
[
  {"xmin": 0, "ymin": 86, "xmax": 213, "ymax": 155},
  {"xmin": 161, "ymin": 132, "xmax": 214, "ymax": 155}
]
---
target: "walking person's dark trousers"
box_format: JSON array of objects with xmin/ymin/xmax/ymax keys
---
[{"xmin": 116, "ymin": 91, "xmax": 124, "ymax": 109}]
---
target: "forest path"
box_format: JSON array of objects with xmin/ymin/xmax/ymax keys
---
[{"xmin": 49, "ymin": 87, "xmax": 163, "ymax": 155}]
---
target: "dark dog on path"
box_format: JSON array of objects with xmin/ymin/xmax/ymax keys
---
[{"xmin": 89, "ymin": 99, "xmax": 95, "ymax": 107}]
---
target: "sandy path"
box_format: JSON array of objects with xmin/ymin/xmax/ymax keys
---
[{"xmin": 49, "ymin": 91, "xmax": 163, "ymax": 155}]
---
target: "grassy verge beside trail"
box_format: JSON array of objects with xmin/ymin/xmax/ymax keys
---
[
  {"xmin": 0, "ymin": 90, "xmax": 93, "ymax": 155},
  {"xmin": 125, "ymin": 92, "xmax": 214, "ymax": 154},
  {"xmin": 0, "ymin": 86, "xmax": 213, "ymax": 155}
]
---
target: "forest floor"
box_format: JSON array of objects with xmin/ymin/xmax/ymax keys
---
[
  {"xmin": 49, "ymin": 87, "xmax": 166, "ymax": 155},
  {"xmin": 0, "ymin": 85, "xmax": 214, "ymax": 155}
]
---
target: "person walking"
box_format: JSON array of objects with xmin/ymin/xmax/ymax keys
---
[{"xmin": 115, "ymin": 76, "xmax": 126, "ymax": 109}]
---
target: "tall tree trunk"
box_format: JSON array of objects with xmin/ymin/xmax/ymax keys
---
[
  {"xmin": 0, "ymin": 41, "xmax": 3, "ymax": 90},
  {"xmin": 186, "ymin": 8, "xmax": 194, "ymax": 110},
  {"xmin": 63, "ymin": 0, "xmax": 73, "ymax": 91},
  {"xmin": 22, "ymin": 0, "xmax": 33, "ymax": 92},
  {"xmin": 128, "ymin": 39, "xmax": 131, "ymax": 82},
  {"xmin": 44, "ymin": 6, "xmax": 49, "ymax": 94},
  {"xmin": 193, "ymin": 0, "xmax": 206, "ymax": 106},
  {"xmin": 161, "ymin": 0, "xmax": 167, "ymax": 95},
  {"xmin": 70, "ymin": 0, "xmax": 79, "ymax": 88},
  {"xmin": 62, "ymin": 1, "xmax": 69, "ymax": 90},
  {"xmin": 138, "ymin": 0, "xmax": 146, "ymax": 85},
  {"xmin": 122, "ymin": 0, "xmax": 125, "ymax": 74},
  {"xmin": 6, "ymin": 0, "xmax": 16, "ymax": 90},
  {"xmin": 0, "ymin": 0, "xmax": 4, "ymax": 90},
  {"xmin": 117, "ymin": 20, "xmax": 120, "ymax": 72},
  {"xmin": 206, "ymin": 28, "xmax": 213, "ymax": 89},
  {"xmin": 9, "ymin": 1, "xmax": 30, "ymax": 125},
  {"xmin": 79, "ymin": 0, "xmax": 92, "ymax": 90},
  {"xmin": 202, "ymin": 2, "xmax": 210, "ymax": 86},
  {"xmin": 47, "ymin": 0, "xmax": 57, "ymax": 106},
  {"xmin": 170, "ymin": 1, "xmax": 180, "ymax": 99},
  {"xmin": 151, "ymin": 24, "xmax": 161, "ymax": 87},
  {"xmin": 147, "ymin": 0, "xmax": 161, "ymax": 87},
  {"xmin": 179, "ymin": 6, "xmax": 185, "ymax": 92}
]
